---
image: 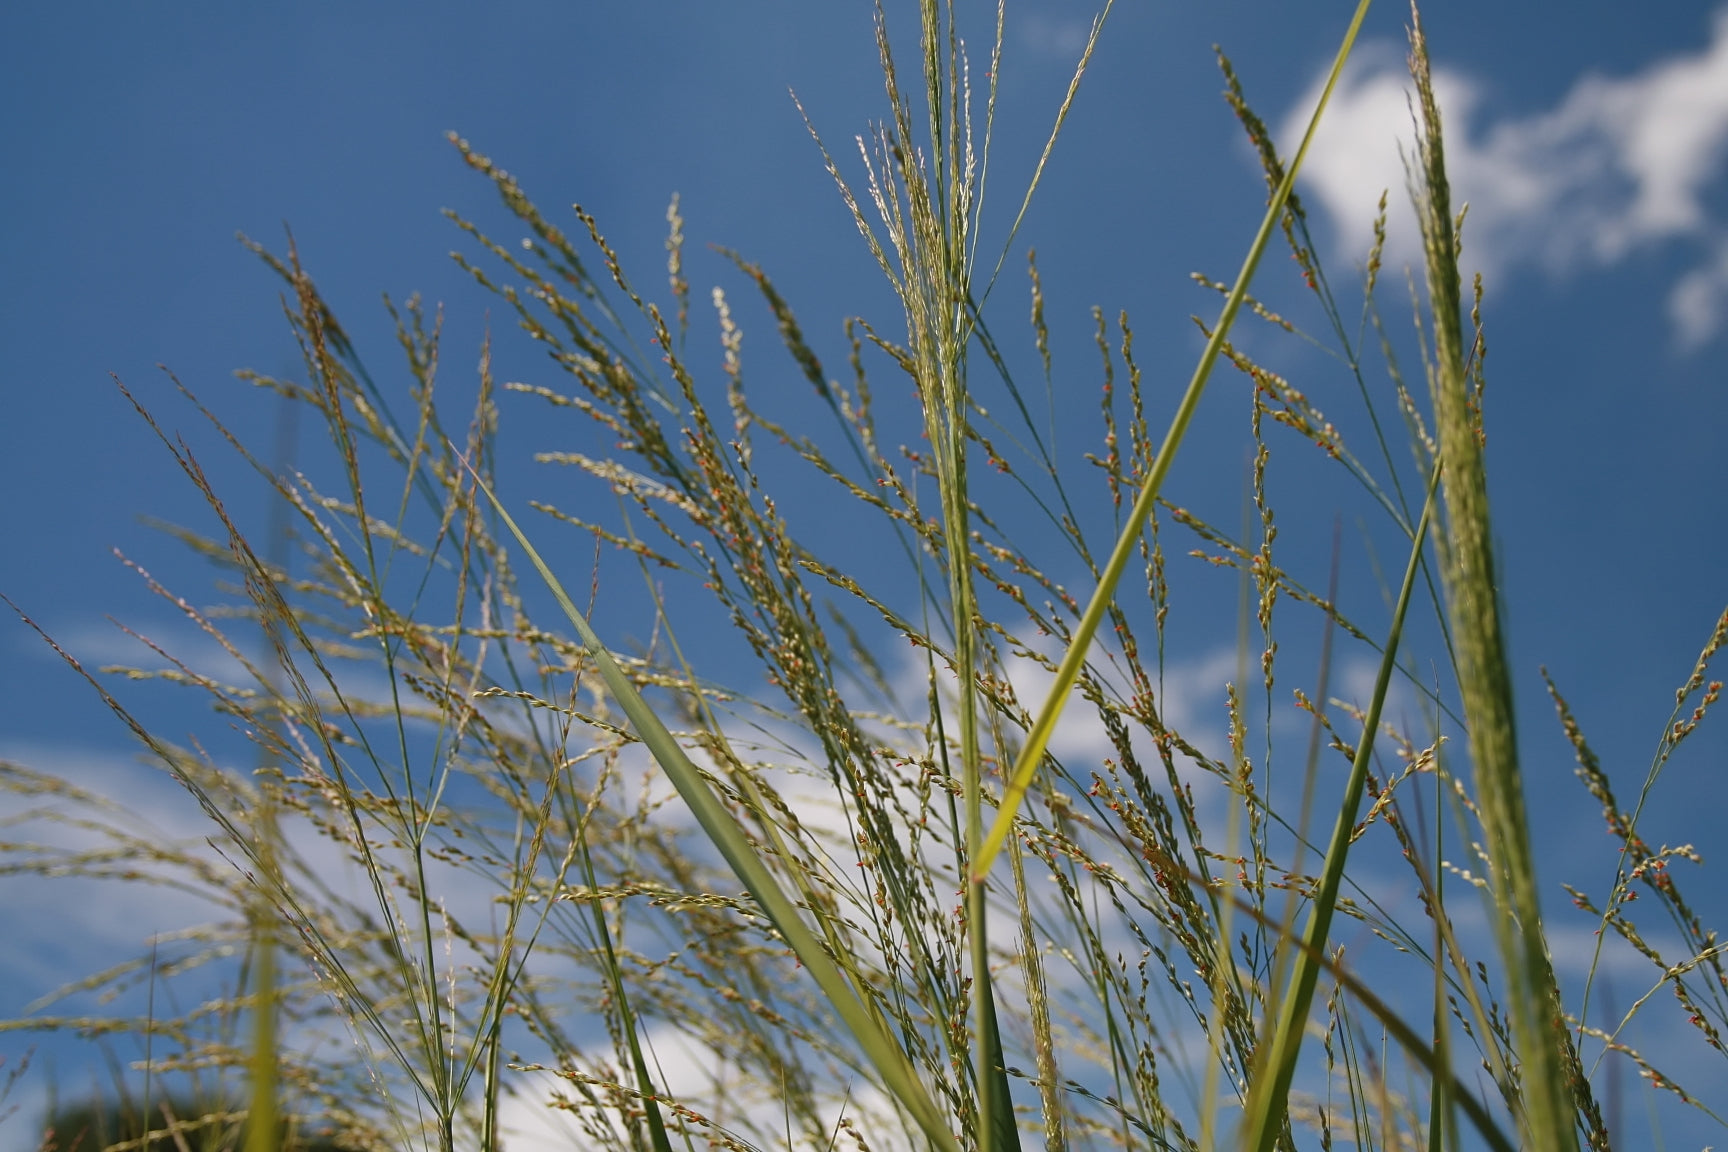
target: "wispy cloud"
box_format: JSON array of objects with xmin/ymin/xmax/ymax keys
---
[
  {"xmin": 0, "ymin": 742, "xmax": 232, "ymax": 993},
  {"xmin": 1285, "ymin": 10, "xmax": 1728, "ymax": 350},
  {"xmin": 1017, "ymin": 13, "xmax": 1091, "ymax": 60}
]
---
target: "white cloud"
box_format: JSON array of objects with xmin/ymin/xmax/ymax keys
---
[
  {"xmin": 1544, "ymin": 919, "xmax": 1666, "ymax": 982},
  {"xmin": 1017, "ymin": 12, "xmax": 1092, "ymax": 61},
  {"xmin": 1285, "ymin": 10, "xmax": 1728, "ymax": 349},
  {"xmin": 1670, "ymin": 234, "xmax": 1728, "ymax": 348}
]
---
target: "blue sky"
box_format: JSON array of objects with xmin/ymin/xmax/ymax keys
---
[{"xmin": 3, "ymin": 1, "xmax": 1726, "ymax": 1147}]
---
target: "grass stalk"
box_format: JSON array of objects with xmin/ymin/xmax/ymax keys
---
[
  {"xmin": 1408, "ymin": 12, "xmax": 1579, "ymax": 1151},
  {"xmin": 243, "ymin": 817, "xmax": 280, "ymax": 1152}
]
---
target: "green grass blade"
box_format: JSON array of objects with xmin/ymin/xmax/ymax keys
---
[
  {"xmin": 1240, "ymin": 460, "xmax": 1441, "ymax": 1152},
  {"xmin": 464, "ymin": 460, "xmax": 960, "ymax": 1152},
  {"xmin": 1215, "ymin": 880, "xmax": 1518, "ymax": 1152},
  {"xmin": 973, "ymin": 0, "xmax": 1375, "ymax": 881}
]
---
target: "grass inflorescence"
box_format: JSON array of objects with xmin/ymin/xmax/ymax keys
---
[{"xmin": 5, "ymin": 2, "xmax": 1725, "ymax": 1150}]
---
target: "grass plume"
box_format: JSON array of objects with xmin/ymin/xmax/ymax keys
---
[{"xmin": 4, "ymin": 3, "xmax": 1724, "ymax": 1151}]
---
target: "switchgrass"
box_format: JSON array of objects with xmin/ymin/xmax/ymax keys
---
[{"xmin": 5, "ymin": 2, "xmax": 1727, "ymax": 1150}]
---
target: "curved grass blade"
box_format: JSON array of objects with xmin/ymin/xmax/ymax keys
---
[
  {"xmin": 463, "ymin": 459, "xmax": 961, "ymax": 1152},
  {"xmin": 973, "ymin": 0, "xmax": 1375, "ymax": 881},
  {"xmin": 1240, "ymin": 460, "xmax": 1441, "ymax": 1152},
  {"xmin": 1210, "ymin": 867, "xmax": 1518, "ymax": 1152}
]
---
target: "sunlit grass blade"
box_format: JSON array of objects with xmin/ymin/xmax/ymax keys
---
[
  {"xmin": 1240, "ymin": 460, "xmax": 1440, "ymax": 1152},
  {"xmin": 464, "ymin": 459, "xmax": 961, "ymax": 1152},
  {"xmin": 973, "ymin": 0, "xmax": 1374, "ymax": 881}
]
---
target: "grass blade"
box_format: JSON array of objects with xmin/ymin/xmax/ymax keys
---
[
  {"xmin": 973, "ymin": 0, "xmax": 1375, "ymax": 881},
  {"xmin": 1240, "ymin": 460, "xmax": 1441, "ymax": 1152},
  {"xmin": 1216, "ymin": 878, "xmax": 1518, "ymax": 1152}
]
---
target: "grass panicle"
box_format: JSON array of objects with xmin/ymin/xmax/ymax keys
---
[{"xmin": 5, "ymin": 3, "xmax": 1723, "ymax": 1151}]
